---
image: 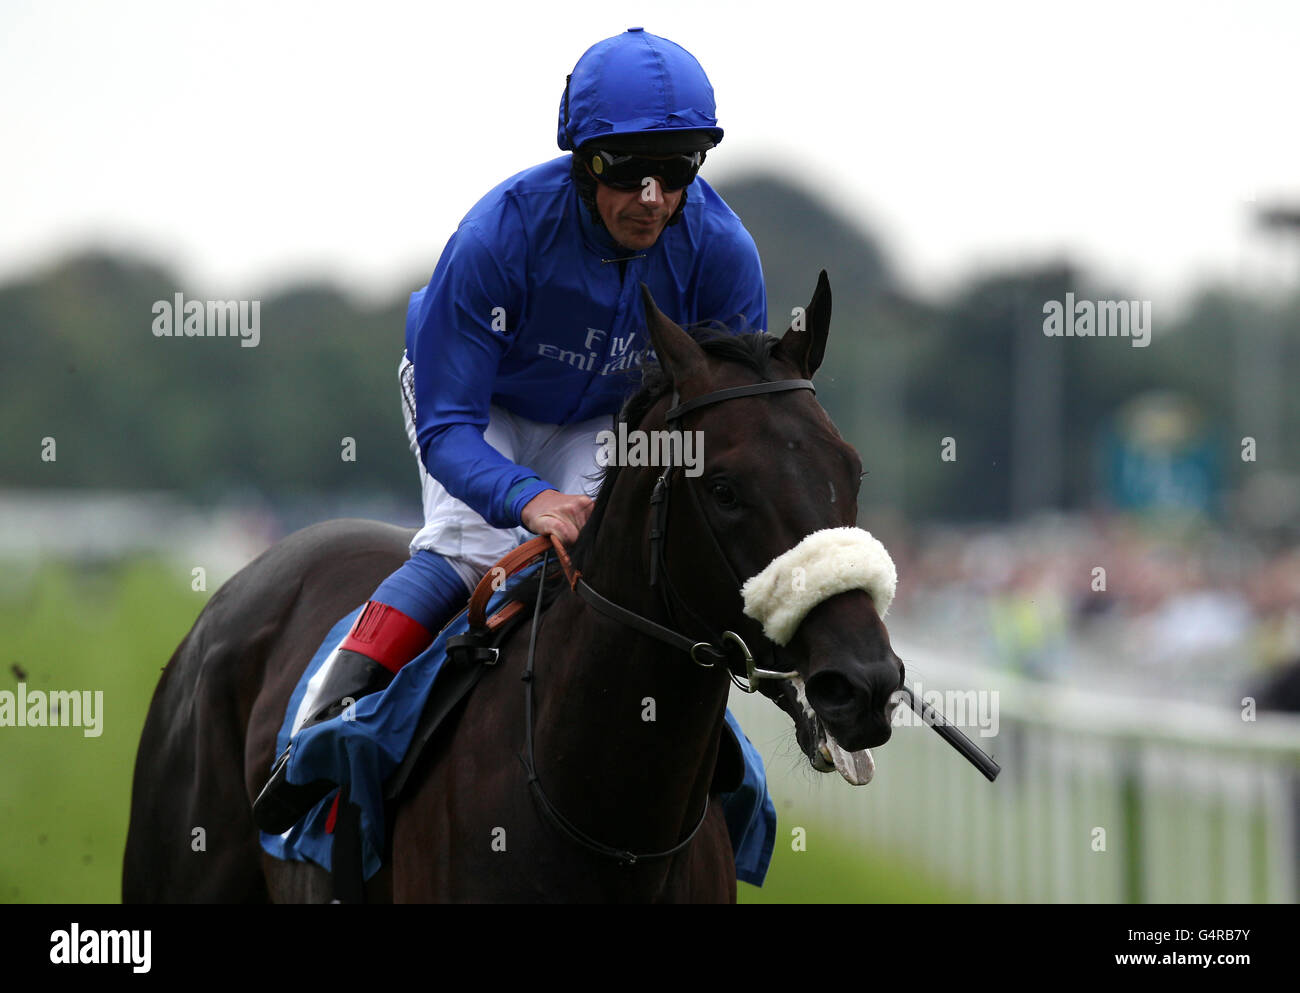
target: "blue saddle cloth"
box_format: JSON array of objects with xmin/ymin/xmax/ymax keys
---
[{"xmin": 258, "ymin": 567, "xmax": 777, "ymax": 885}]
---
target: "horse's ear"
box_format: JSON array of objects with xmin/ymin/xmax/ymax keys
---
[
  {"xmin": 773, "ymin": 270, "xmax": 831, "ymax": 377},
  {"xmin": 641, "ymin": 283, "xmax": 707, "ymax": 388}
]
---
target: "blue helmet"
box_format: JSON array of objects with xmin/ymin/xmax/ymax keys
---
[{"xmin": 557, "ymin": 28, "xmax": 723, "ymax": 154}]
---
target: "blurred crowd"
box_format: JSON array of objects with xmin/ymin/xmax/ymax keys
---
[{"xmin": 883, "ymin": 512, "xmax": 1300, "ymax": 708}]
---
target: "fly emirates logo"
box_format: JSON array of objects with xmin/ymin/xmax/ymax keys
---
[{"xmin": 536, "ymin": 328, "xmax": 642, "ymax": 376}]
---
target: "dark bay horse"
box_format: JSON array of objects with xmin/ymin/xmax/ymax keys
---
[{"xmin": 122, "ymin": 272, "xmax": 904, "ymax": 902}]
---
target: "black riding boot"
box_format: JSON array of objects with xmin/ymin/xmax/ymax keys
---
[{"xmin": 252, "ymin": 647, "xmax": 394, "ymax": 835}]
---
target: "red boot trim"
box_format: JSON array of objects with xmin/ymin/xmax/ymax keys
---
[{"xmin": 340, "ymin": 601, "xmax": 433, "ymax": 675}]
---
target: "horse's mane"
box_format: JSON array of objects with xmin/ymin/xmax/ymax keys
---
[{"xmin": 509, "ymin": 322, "xmax": 780, "ymax": 607}]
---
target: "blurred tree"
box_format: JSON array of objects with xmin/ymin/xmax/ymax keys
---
[{"xmin": 4, "ymin": 183, "xmax": 1297, "ymax": 526}]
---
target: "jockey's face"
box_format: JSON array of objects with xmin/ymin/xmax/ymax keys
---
[{"xmin": 592, "ymin": 175, "xmax": 684, "ymax": 251}]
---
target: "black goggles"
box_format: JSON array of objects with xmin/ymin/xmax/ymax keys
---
[{"xmin": 587, "ymin": 149, "xmax": 704, "ymax": 192}]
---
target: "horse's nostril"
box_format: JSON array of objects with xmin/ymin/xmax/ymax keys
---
[{"xmin": 806, "ymin": 672, "xmax": 854, "ymax": 710}]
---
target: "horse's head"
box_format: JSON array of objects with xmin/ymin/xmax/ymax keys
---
[{"xmin": 638, "ymin": 272, "xmax": 904, "ymax": 764}]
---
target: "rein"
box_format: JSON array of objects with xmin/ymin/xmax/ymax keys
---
[
  {"xmin": 518, "ymin": 550, "xmax": 711, "ymax": 865},
  {"xmin": 510, "ymin": 377, "xmax": 817, "ymax": 866}
]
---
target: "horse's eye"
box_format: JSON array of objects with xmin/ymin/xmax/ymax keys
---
[{"xmin": 710, "ymin": 482, "xmax": 738, "ymax": 508}]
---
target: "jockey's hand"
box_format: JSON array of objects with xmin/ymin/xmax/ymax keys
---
[{"xmin": 521, "ymin": 489, "xmax": 594, "ymax": 546}]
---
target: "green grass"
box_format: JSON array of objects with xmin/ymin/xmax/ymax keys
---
[
  {"xmin": 0, "ymin": 556, "xmax": 971, "ymax": 903},
  {"xmin": 0, "ymin": 558, "xmax": 207, "ymax": 903},
  {"xmin": 740, "ymin": 821, "xmax": 972, "ymax": 902}
]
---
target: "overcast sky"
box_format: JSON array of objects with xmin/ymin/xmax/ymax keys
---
[{"xmin": 2, "ymin": 0, "xmax": 1297, "ymax": 312}]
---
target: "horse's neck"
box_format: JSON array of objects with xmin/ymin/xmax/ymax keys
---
[{"xmin": 526, "ymin": 538, "xmax": 731, "ymax": 857}]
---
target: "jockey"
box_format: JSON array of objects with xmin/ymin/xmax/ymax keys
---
[{"xmin": 254, "ymin": 27, "xmax": 770, "ymax": 870}]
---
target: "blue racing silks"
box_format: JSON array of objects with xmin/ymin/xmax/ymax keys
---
[{"xmin": 404, "ymin": 155, "xmax": 765, "ymax": 529}]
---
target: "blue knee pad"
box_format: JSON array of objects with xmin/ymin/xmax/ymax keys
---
[{"xmin": 371, "ymin": 550, "xmax": 471, "ymax": 634}]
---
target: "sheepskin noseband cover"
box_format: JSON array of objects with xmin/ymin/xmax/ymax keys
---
[{"xmin": 740, "ymin": 527, "xmax": 897, "ymax": 646}]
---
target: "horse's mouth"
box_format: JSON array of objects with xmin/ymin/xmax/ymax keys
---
[
  {"xmin": 789, "ymin": 674, "xmax": 878, "ymax": 786},
  {"xmin": 815, "ymin": 734, "xmax": 875, "ymax": 785}
]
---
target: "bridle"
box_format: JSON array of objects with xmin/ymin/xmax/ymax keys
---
[
  {"xmin": 518, "ymin": 376, "xmax": 817, "ymax": 865},
  {"xmin": 647, "ymin": 379, "xmax": 817, "ymax": 689}
]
